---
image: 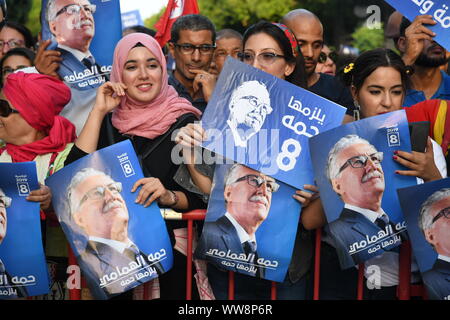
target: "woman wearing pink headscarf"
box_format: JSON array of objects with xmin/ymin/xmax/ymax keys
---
[{"xmin": 66, "ymin": 33, "xmax": 205, "ymax": 299}]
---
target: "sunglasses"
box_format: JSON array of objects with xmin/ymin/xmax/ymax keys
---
[
  {"xmin": 318, "ymin": 51, "xmax": 338, "ymax": 64},
  {"xmin": 0, "ymin": 99, "xmax": 19, "ymax": 117}
]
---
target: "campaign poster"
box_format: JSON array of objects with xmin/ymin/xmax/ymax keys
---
[
  {"xmin": 398, "ymin": 178, "xmax": 450, "ymax": 300},
  {"xmin": 309, "ymin": 110, "xmax": 417, "ymax": 269},
  {"xmin": 0, "ymin": 162, "xmax": 50, "ymax": 299},
  {"xmin": 201, "ymin": 57, "xmax": 346, "ymax": 190},
  {"xmin": 385, "ymin": 0, "xmax": 450, "ymax": 51},
  {"xmin": 46, "ymin": 140, "xmax": 173, "ymax": 300},
  {"xmin": 194, "ymin": 163, "xmax": 301, "ymax": 282},
  {"xmin": 40, "ymin": 0, "xmax": 122, "ymax": 91}
]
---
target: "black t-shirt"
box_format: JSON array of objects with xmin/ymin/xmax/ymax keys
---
[{"xmin": 309, "ymin": 73, "xmax": 355, "ymax": 116}]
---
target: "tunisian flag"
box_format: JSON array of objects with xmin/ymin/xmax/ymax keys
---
[{"xmin": 154, "ymin": 0, "xmax": 200, "ymax": 47}]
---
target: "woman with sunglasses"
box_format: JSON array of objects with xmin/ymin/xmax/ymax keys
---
[
  {"xmin": 0, "ymin": 72, "xmax": 76, "ymax": 237},
  {"xmin": 317, "ymin": 48, "xmax": 447, "ymax": 300},
  {"xmin": 315, "ymin": 44, "xmax": 337, "ymax": 76},
  {"xmin": 66, "ymin": 33, "xmax": 206, "ymax": 300},
  {"xmin": 175, "ymin": 21, "xmax": 324, "ymax": 300}
]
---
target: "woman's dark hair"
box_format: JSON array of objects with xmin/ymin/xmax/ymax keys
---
[
  {"xmin": 0, "ymin": 47, "xmax": 35, "ymax": 86},
  {"xmin": 2, "ymin": 21, "xmax": 35, "ymax": 50},
  {"xmin": 341, "ymin": 48, "xmax": 409, "ymax": 93},
  {"xmin": 242, "ymin": 21, "xmax": 307, "ymax": 89}
]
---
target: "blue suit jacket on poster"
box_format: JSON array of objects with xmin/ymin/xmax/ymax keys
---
[
  {"xmin": 195, "ymin": 215, "xmax": 264, "ymax": 278},
  {"xmin": 327, "ymin": 207, "xmax": 400, "ymax": 269},
  {"xmin": 56, "ymin": 47, "xmax": 105, "ymax": 91},
  {"xmin": 0, "ymin": 258, "xmax": 28, "ymax": 299},
  {"xmin": 423, "ymin": 259, "xmax": 450, "ymax": 300},
  {"xmin": 78, "ymin": 240, "xmax": 164, "ymax": 300}
]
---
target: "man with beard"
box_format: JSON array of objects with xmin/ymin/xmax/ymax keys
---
[
  {"xmin": 398, "ymin": 15, "xmax": 450, "ymax": 106},
  {"xmin": 282, "ymin": 9, "xmax": 355, "ymax": 123},
  {"xmin": 168, "ymin": 14, "xmax": 217, "ymax": 113},
  {"xmin": 67, "ymin": 168, "xmax": 164, "ymax": 299},
  {"xmin": 325, "ymin": 135, "xmax": 401, "ymax": 268}
]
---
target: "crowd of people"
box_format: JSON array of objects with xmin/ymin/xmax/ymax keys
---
[{"xmin": 0, "ymin": 0, "xmax": 449, "ymax": 300}]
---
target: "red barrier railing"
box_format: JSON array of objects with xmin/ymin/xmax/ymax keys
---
[{"xmin": 67, "ymin": 215, "xmax": 427, "ymax": 300}]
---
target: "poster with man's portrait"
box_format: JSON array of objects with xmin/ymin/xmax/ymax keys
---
[
  {"xmin": 309, "ymin": 110, "xmax": 417, "ymax": 269},
  {"xmin": 398, "ymin": 178, "xmax": 450, "ymax": 300},
  {"xmin": 200, "ymin": 57, "xmax": 346, "ymax": 190},
  {"xmin": 0, "ymin": 162, "xmax": 50, "ymax": 299},
  {"xmin": 40, "ymin": 0, "xmax": 122, "ymax": 91},
  {"xmin": 194, "ymin": 163, "xmax": 301, "ymax": 282},
  {"xmin": 46, "ymin": 140, "xmax": 173, "ymax": 300}
]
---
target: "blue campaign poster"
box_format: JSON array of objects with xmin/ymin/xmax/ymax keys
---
[
  {"xmin": 385, "ymin": 0, "xmax": 450, "ymax": 51},
  {"xmin": 309, "ymin": 110, "xmax": 417, "ymax": 269},
  {"xmin": 0, "ymin": 162, "xmax": 50, "ymax": 299},
  {"xmin": 398, "ymin": 178, "xmax": 450, "ymax": 300},
  {"xmin": 201, "ymin": 57, "xmax": 346, "ymax": 190},
  {"xmin": 40, "ymin": 0, "xmax": 122, "ymax": 91},
  {"xmin": 194, "ymin": 163, "xmax": 301, "ymax": 282},
  {"xmin": 46, "ymin": 140, "xmax": 173, "ymax": 300}
]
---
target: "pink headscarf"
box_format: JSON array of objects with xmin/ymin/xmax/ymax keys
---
[
  {"xmin": 110, "ymin": 33, "xmax": 201, "ymax": 139},
  {"xmin": 2, "ymin": 72, "xmax": 76, "ymax": 163}
]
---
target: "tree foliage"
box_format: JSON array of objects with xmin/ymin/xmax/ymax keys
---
[
  {"xmin": 5, "ymin": 0, "xmax": 33, "ymax": 25},
  {"xmin": 351, "ymin": 23, "xmax": 385, "ymax": 53}
]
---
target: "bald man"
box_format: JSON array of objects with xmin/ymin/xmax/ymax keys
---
[{"xmin": 282, "ymin": 9, "xmax": 355, "ymax": 123}]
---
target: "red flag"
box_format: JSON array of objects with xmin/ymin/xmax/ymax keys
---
[{"xmin": 154, "ymin": 0, "xmax": 200, "ymax": 47}]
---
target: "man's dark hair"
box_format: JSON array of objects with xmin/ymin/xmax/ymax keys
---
[
  {"xmin": 123, "ymin": 25, "xmax": 156, "ymax": 37},
  {"xmin": 170, "ymin": 14, "xmax": 216, "ymax": 44},
  {"xmin": 2, "ymin": 21, "xmax": 35, "ymax": 50},
  {"xmin": 0, "ymin": 0, "xmax": 6, "ymax": 30}
]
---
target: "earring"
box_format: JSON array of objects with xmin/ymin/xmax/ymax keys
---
[{"xmin": 353, "ymin": 100, "xmax": 361, "ymax": 121}]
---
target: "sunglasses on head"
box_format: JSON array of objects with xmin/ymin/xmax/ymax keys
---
[{"xmin": 0, "ymin": 99, "xmax": 19, "ymax": 117}]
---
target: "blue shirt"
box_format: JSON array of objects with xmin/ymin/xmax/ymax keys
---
[{"xmin": 404, "ymin": 71, "xmax": 450, "ymax": 107}]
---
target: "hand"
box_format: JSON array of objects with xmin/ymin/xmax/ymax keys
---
[
  {"xmin": 191, "ymin": 70, "xmax": 217, "ymax": 102},
  {"xmin": 131, "ymin": 177, "xmax": 174, "ymax": 207},
  {"xmin": 34, "ymin": 40, "xmax": 63, "ymax": 79},
  {"xmin": 394, "ymin": 138, "xmax": 442, "ymax": 182},
  {"xmin": 174, "ymin": 122, "xmax": 206, "ymax": 148},
  {"xmin": 94, "ymin": 81, "xmax": 127, "ymax": 115},
  {"xmin": 26, "ymin": 184, "xmax": 52, "ymax": 211},
  {"xmin": 293, "ymin": 184, "xmax": 319, "ymax": 208},
  {"xmin": 402, "ymin": 15, "xmax": 437, "ymax": 66}
]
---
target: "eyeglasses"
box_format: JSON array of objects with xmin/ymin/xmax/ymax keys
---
[
  {"xmin": 233, "ymin": 174, "xmax": 280, "ymax": 193},
  {"xmin": 239, "ymin": 95, "xmax": 273, "ymax": 115},
  {"xmin": 0, "ymin": 99, "xmax": 19, "ymax": 117},
  {"xmin": 174, "ymin": 43, "xmax": 216, "ymax": 55},
  {"xmin": 56, "ymin": 3, "xmax": 96, "ymax": 18},
  {"xmin": 0, "ymin": 39, "xmax": 25, "ymax": 50},
  {"xmin": 318, "ymin": 51, "xmax": 338, "ymax": 64},
  {"xmin": 238, "ymin": 52, "xmax": 285, "ymax": 66},
  {"xmin": 338, "ymin": 152, "xmax": 384, "ymax": 174},
  {"xmin": 0, "ymin": 195, "xmax": 12, "ymax": 209},
  {"xmin": 78, "ymin": 182, "xmax": 122, "ymax": 209},
  {"xmin": 432, "ymin": 206, "xmax": 450, "ymax": 224},
  {"xmin": 2, "ymin": 65, "xmax": 29, "ymax": 77}
]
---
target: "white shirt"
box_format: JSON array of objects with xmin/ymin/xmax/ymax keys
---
[
  {"xmin": 438, "ymin": 255, "xmax": 450, "ymax": 263},
  {"xmin": 58, "ymin": 44, "xmax": 94, "ymax": 63},
  {"xmin": 344, "ymin": 204, "xmax": 389, "ymax": 223},
  {"xmin": 89, "ymin": 236, "xmax": 134, "ymax": 255}
]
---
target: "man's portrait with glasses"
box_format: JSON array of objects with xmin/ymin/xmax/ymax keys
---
[
  {"xmin": 195, "ymin": 163, "xmax": 280, "ymax": 278},
  {"xmin": 226, "ymin": 80, "xmax": 273, "ymax": 148},
  {"xmin": 66, "ymin": 167, "xmax": 164, "ymax": 299},
  {"xmin": 325, "ymin": 134, "xmax": 402, "ymax": 267},
  {"xmin": 418, "ymin": 188, "xmax": 450, "ymax": 300},
  {"xmin": 44, "ymin": 0, "xmax": 106, "ymax": 90}
]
